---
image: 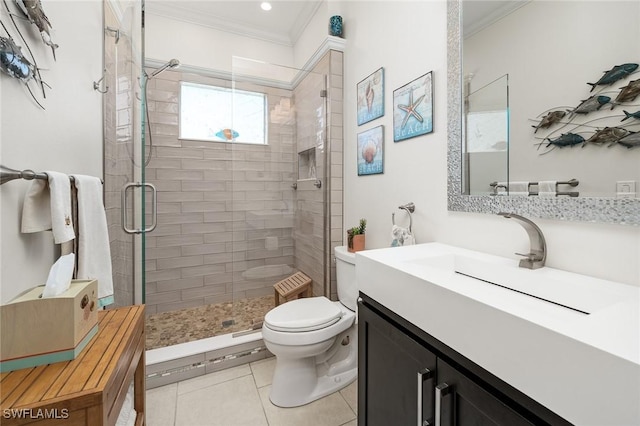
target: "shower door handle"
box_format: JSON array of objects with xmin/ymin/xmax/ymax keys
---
[{"xmin": 121, "ymin": 182, "xmax": 157, "ymax": 234}]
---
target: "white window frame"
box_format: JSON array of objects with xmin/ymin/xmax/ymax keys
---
[{"xmin": 179, "ymin": 81, "xmax": 268, "ymax": 145}]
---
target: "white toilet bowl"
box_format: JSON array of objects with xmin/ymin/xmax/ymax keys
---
[{"xmin": 261, "ymin": 246, "xmax": 358, "ymax": 408}]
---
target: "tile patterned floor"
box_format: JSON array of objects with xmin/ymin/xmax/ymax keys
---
[
  {"xmin": 146, "ymin": 357, "xmax": 358, "ymax": 426},
  {"xmin": 146, "ymin": 295, "xmax": 275, "ymax": 350}
]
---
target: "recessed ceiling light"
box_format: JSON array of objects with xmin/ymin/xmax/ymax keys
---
[{"xmin": 261, "ymin": 2, "xmax": 272, "ymax": 11}]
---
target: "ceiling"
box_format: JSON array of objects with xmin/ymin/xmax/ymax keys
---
[{"xmin": 144, "ymin": 0, "xmax": 323, "ymax": 46}]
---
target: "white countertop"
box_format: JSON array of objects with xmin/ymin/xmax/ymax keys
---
[{"xmin": 356, "ymin": 243, "xmax": 640, "ymax": 426}]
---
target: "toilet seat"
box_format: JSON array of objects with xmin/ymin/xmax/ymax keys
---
[{"xmin": 264, "ymin": 297, "xmax": 343, "ymax": 332}]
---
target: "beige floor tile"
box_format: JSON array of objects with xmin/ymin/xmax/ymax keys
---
[
  {"xmin": 178, "ymin": 364, "xmax": 252, "ymax": 395},
  {"xmin": 146, "ymin": 383, "xmax": 178, "ymax": 426},
  {"xmin": 340, "ymin": 420, "xmax": 357, "ymax": 426},
  {"xmin": 175, "ymin": 375, "xmax": 268, "ymax": 426},
  {"xmin": 258, "ymin": 385, "xmax": 356, "ymax": 426},
  {"xmin": 249, "ymin": 356, "xmax": 276, "ymax": 388},
  {"xmin": 340, "ymin": 379, "xmax": 357, "ymax": 415}
]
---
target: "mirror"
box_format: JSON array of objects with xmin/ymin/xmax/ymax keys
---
[
  {"xmin": 447, "ymin": 0, "xmax": 640, "ymax": 225},
  {"xmin": 463, "ymin": 74, "xmax": 509, "ymax": 195}
]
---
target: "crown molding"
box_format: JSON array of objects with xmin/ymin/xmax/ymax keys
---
[
  {"xmin": 463, "ymin": 0, "xmax": 530, "ymax": 39},
  {"xmin": 145, "ymin": 1, "xmax": 322, "ymax": 47}
]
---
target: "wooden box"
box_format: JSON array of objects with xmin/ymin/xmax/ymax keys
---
[{"xmin": 0, "ymin": 279, "xmax": 99, "ymax": 372}]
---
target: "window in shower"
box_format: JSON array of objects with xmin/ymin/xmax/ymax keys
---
[{"xmin": 179, "ymin": 82, "xmax": 267, "ymax": 144}]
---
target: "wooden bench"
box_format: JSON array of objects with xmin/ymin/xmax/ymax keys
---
[{"xmin": 274, "ymin": 271, "xmax": 313, "ymax": 306}]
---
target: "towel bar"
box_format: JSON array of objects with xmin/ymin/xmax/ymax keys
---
[{"xmin": 0, "ymin": 165, "xmax": 103, "ymax": 185}]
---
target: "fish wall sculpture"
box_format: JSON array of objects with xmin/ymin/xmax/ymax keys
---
[
  {"xmin": 15, "ymin": 0, "xmax": 57, "ymax": 60},
  {"xmin": 569, "ymin": 95, "xmax": 611, "ymax": 114},
  {"xmin": 615, "ymin": 131, "xmax": 640, "ymax": 149},
  {"xmin": 583, "ymin": 127, "xmax": 629, "ymax": 147},
  {"xmin": 621, "ymin": 110, "xmax": 640, "ymax": 122},
  {"xmin": 531, "ymin": 61, "xmax": 639, "ymax": 155},
  {"xmin": 532, "ymin": 110, "xmax": 566, "ymax": 133},
  {"xmin": 0, "ymin": 33, "xmax": 45, "ymax": 108},
  {"xmin": 587, "ymin": 63, "xmax": 638, "ymax": 92},
  {"xmin": 615, "ymin": 79, "xmax": 640, "ymax": 103}
]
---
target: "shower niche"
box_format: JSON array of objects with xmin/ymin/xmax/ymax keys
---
[{"xmin": 298, "ymin": 148, "xmax": 317, "ymax": 180}]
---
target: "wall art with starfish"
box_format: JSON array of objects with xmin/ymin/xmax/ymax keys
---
[{"xmin": 393, "ymin": 71, "xmax": 433, "ymax": 142}]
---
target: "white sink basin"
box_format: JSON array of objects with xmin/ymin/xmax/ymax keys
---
[
  {"xmin": 356, "ymin": 243, "xmax": 640, "ymax": 426},
  {"xmin": 403, "ymin": 252, "xmax": 629, "ymax": 315}
]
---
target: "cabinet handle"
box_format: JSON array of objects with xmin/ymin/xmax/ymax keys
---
[
  {"xmin": 417, "ymin": 368, "xmax": 434, "ymax": 426},
  {"xmin": 435, "ymin": 383, "xmax": 452, "ymax": 426}
]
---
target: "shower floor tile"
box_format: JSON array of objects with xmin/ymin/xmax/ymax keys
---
[{"xmin": 146, "ymin": 295, "xmax": 275, "ymax": 350}]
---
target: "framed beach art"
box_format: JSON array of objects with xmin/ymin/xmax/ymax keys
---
[
  {"xmin": 357, "ymin": 125, "xmax": 384, "ymax": 176},
  {"xmin": 357, "ymin": 67, "xmax": 384, "ymax": 126},
  {"xmin": 393, "ymin": 71, "xmax": 433, "ymax": 142}
]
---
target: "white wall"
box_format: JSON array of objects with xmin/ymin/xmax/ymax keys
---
[
  {"xmin": 145, "ymin": 14, "xmax": 295, "ymax": 73},
  {"xmin": 0, "ymin": 1, "xmax": 104, "ymax": 303},
  {"xmin": 339, "ymin": 1, "xmax": 640, "ymax": 286}
]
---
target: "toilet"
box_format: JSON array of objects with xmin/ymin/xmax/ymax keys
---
[{"xmin": 261, "ymin": 246, "xmax": 358, "ymax": 407}]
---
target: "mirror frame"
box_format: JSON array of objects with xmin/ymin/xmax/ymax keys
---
[{"xmin": 446, "ymin": 0, "xmax": 640, "ymax": 226}]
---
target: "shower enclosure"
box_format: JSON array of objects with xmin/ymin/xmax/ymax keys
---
[
  {"xmin": 103, "ymin": 0, "xmax": 345, "ymax": 385},
  {"xmin": 142, "ymin": 58, "xmax": 333, "ymax": 350}
]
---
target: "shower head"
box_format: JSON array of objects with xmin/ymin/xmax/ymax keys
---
[{"xmin": 148, "ymin": 59, "xmax": 180, "ymax": 78}]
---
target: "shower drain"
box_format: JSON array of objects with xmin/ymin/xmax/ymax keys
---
[{"xmin": 147, "ymin": 344, "xmax": 268, "ymax": 380}]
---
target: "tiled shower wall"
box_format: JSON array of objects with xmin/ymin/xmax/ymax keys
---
[
  {"xmin": 143, "ymin": 72, "xmax": 298, "ymax": 315},
  {"xmin": 142, "ymin": 50, "xmax": 343, "ymax": 315},
  {"xmin": 293, "ymin": 50, "xmax": 344, "ymax": 299},
  {"xmin": 327, "ymin": 50, "xmax": 344, "ymax": 301},
  {"xmin": 103, "ymin": 1, "xmax": 140, "ymax": 307}
]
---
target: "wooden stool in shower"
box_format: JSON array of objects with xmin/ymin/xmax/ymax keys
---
[{"xmin": 274, "ymin": 271, "xmax": 313, "ymax": 306}]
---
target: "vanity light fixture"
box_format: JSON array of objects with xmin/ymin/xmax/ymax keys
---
[{"xmin": 261, "ymin": 2, "xmax": 272, "ymax": 11}]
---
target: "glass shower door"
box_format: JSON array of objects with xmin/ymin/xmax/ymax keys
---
[
  {"xmin": 229, "ymin": 58, "xmax": 328, "ymax": 334},
  {"xmin": 103, "ymin": 0, "xmax": 144, "ymax": 307}
]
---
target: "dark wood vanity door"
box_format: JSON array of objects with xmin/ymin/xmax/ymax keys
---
[
  {"xmin": 436, "ymin": 359, "xmax": 535, "ymax": 426},
  {"xmin": 358, "ymin": 300, "xmax": 437, "ymax": 426}
]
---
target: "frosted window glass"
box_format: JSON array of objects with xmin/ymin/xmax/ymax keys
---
[{"xmin": 180, "ymin": 82, "xmax": 267, "ymax": 144}]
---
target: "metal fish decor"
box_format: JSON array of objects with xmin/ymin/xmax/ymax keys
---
[
  {"xmin": 0, "ymin": 33, "xmax": 46, "ymax": 108},
  {"xmin": 532, "ymin": 110, "xmax": 566, "ymax": 133},
  {"xmin": 215, "ymin": 128, "xmax": 239, "ymax": 141},
  {"xmin": 15, "ymin": 0, "xmax": 57, "ymax": 60},
  {"xmin": 531, "ymin": 60, "xmax": 639, "ymax": 155},
  {"xmin": 543, "ymin": 133, "xmax": 585, "ymax": 149},
  {"xmin": 583, "ymin": 127, "xmax": 629, "ymax": 147},
  {"xmin": 615, "ymin": 79, "xmax": 640, "ymax": 104},
  {"xmin": 569, "ymin": 95, "xmax": 611, "ymax": 115},
  {"xmin": 621, "ymin": 110, "xmax": 640, "ymax": 122},
  {"xmin": 587, "ymin": 63, "xmax": 638, "ymax": 92},
  {"xmin": 614, "ymin": 131, "xmax": 640, "ymax": 149}
]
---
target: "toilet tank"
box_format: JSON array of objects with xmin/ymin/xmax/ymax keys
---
[{"xmin": 335, "ymin": 246, "xmax": 357, "ymax": 311}]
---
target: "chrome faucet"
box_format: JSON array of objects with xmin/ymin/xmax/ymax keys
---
[{"xmin": 498, "ymin": 212, "xmax": 546, "ymax": 269}]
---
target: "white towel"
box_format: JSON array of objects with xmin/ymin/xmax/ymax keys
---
[
  {"xmin": 21, "ymin": 171, "xmax": 75, "ymax": 244},
  {"xmin": 508, "ymin": 181, "xmax": 529, "ymax": 196},
  {"xmin": 391, "ymin": 225, "xmax": 415, "ymax": 247},
  {"xmin": 538, "ymin": 181, "xmax": 557, "ymax": 198},
  {"xmin": 71, "ymin": 174, "xmax": 114, "ymax": 307}
]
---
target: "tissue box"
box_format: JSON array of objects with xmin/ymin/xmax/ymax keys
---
[{"xmin": 0, "ymin": 279, "xmax": 99, "ymax": 372}]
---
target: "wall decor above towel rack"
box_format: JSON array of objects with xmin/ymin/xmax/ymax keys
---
[{"xmin": 0, "ymin": 165, "xmax": 103, "ymax": 186}]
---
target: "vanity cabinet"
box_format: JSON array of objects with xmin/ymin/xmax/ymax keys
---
[
  {"xmin": 358, "ymin": 294, "xmax": 569, "ymax": 426},
  {"xmin": 358, "ymin": 294, "xmax": 436, "ymax": 425}
]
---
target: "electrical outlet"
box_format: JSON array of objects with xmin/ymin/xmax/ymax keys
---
[{"xmin": 616, "ymin": 181, "xmax": 637, "ymax": 199}]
